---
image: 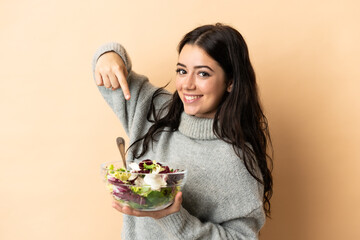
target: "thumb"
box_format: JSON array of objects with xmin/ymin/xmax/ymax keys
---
[{"xmin": 173, "ymin": 192, "xmax": 183, "ymax": 209}]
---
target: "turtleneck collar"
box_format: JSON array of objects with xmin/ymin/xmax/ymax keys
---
[{"xmin": 178, "ymin": 112, "xmax": 217, "ymax": 140}]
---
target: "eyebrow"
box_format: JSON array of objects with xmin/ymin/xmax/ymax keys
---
[{"xmin": 177, "ymin": 63, "xmax": 214, "ymax": 72}]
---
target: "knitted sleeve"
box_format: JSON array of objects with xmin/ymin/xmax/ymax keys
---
[{"xmin": 156, "ymin": 204, "xmax": 265, "ymax": 240}]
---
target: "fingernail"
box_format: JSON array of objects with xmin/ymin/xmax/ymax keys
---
[{"xmin": 125, "ymin": 94, "xmax": 130, "ymax": 100}]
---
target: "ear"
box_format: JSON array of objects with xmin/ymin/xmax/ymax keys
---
[{"xmin": 227, "ymin": 81, "xmax": 233, "ymax": 92}]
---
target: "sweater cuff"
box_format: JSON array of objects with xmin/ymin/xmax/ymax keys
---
[{"xmin": 92, "ymin": 42, "xmax": 132, "ymax": 74}]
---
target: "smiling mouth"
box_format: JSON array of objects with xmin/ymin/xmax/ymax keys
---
[{"xmin": 183, "ymin": 94, "xmax": 202, "ymax": 103}]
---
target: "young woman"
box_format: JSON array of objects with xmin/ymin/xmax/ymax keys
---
[{"xmin": 92, "ymin": 23, "xmax": 273, "ymax": 239}]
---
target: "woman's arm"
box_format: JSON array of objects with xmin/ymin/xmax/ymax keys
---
[
  {"xmin": 156, "ymin": 205, "xmax": 265, "ymax": 240},
  {"xmin": 92, "ymin": 42, "xmax": 168, "ymax": 137},
  {"xmin": 112, "ymin": 192, "xmax": 264, "ymax": 239}
]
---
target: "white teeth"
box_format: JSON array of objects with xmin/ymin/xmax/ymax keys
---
[{"xmin": 184, "ymin": 95, "xmax": 200, "ymax": 101}]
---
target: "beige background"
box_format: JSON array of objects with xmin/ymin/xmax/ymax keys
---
[{"xmin": 1, "ymin": 0, "xmax": 359, "ymax": 239}]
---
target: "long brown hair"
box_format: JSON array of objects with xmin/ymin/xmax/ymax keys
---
[{"xmin": 130, "ymin": 23, "xmax": 273, "ymax": 217}]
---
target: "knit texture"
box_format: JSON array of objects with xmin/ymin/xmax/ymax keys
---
[{"xmin": 93, "ymin": 43, "xmax": 266, "ymax": 240}]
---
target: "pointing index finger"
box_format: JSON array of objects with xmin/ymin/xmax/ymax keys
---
[{"xmin": 114, "ymin": 68, "xmax": 130, "ymax": 100}]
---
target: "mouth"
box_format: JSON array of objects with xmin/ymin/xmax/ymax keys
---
[{"xmin": 183, "ymin": 94, "xmax": 202, "ymax": 103}]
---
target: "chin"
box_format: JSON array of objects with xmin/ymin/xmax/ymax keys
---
[{"xmin": 183, "ymin": 109, "xmax": 197, "ymax": 116}]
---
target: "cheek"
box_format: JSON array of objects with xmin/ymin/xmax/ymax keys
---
[
  {"xmin": 197, "ymin": 81, "xmax": 217, "ymax": 94},
  {"xmin": 200, "ymin": 82, "xmax": 226, "ymax": 102}
]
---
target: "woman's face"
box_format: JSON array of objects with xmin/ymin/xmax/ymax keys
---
[{"xmin": 176, "ymin": 44, "xmax": 230, "ymax": 118}]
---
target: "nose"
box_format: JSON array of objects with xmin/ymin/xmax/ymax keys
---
[{"xmin": 183, "ymin": 73, "xmax": 195, "ymax": 90}]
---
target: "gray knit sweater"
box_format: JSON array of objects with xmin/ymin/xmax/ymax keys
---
[{"xmin": 92, "ymin": 43, "xmax": 265, "ymax": 240}]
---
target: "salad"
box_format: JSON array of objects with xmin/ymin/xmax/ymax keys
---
[{"xmin": 104, "ymin": 159, "xmax": 186, "ymax": 211}]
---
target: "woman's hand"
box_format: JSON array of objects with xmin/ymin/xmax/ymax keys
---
[
  {"xmin": 112, "ymin": 192, "xmax": 183, "ymax": 219},
  {"xmin": 95, "ymin": 51, "xmax": 131, "ymax": 100}
]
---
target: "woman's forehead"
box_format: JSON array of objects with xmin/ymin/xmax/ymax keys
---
[{"xmin": 178, "ymin": 44, "xmax": 219, "ymax": 68}]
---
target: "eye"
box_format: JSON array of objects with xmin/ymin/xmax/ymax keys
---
[
  {"xmin": 176, "ymin": 68, "xmax": 187, "ymax": 75},
  {"xmin": 198, "ymin": 71, "xmax": 210, "ymax": 77}
]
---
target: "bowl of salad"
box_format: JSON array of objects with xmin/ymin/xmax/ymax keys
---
[{"xmin": 101, "ymin": 159, "xmax": 187, "ymax": 211}]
